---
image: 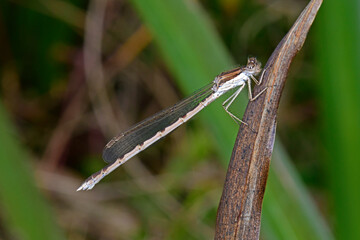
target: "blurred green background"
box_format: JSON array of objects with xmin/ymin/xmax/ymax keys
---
[{"xmin": 0, "ymin": 0, "xmax": 359, "ymax": 239}]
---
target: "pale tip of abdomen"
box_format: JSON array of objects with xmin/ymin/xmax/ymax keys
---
[
  {"xmin": 77, "ymin": 161, "xmax": 115, "ymax": 191},
  {"xmin": 77, "ymin": 178, "xmax": 97, "ymax": 191},
  {"xmin": 76, "ymin": 185, "xmax": 84, "ymax": 191}
]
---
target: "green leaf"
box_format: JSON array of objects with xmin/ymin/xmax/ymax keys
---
[
  {"xmin": 317, "ymin": 0, "xmax": 360, "ymax": 238},
  {"xmin": 0, "ymin": 103, "xmax": 64, "ymax": 240}
]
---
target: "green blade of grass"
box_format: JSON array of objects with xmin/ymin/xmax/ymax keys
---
[
  {"xmin": 317, "ymin": 0, "xmax": 360, "ymax": 239},
  {"xmin": 131, "ymin": 0, "xmax": 239, "ymax": 157},
  {"xmin": 130, "ymin": 0, "xmax": 333, "ymax": 239},
  {"xmin": 0, "ymin": 103, "xmax": 64, "ymax": 240},
  {"xmin": 262, "ymin": 142, "xmax": 333, "ymax": 240}
]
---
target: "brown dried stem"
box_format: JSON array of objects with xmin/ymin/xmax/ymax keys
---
[{"xmin": 214, "ymin": 0, "xmax": 323, "ymax": 239}]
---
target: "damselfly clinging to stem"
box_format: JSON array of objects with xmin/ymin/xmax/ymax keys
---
[{"xmin": 78, "ymin": 57, "xmax": 267, "ymax": 191}]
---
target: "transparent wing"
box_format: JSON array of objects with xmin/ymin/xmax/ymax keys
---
[{"xmin": 103, "ymin": 83, "xmax": 214, "ymax": 164}]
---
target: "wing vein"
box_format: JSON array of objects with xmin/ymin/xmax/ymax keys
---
[{"xmin": 102, "ymin": 83, "xmax": 214, "ymax": 164}]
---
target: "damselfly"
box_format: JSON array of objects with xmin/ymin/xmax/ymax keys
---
[{"xmin": 78, "ymin": 57, "xmax": 267, "ymax": 191}]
